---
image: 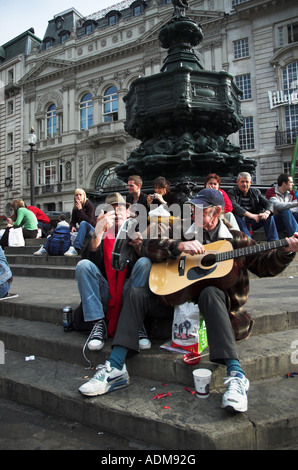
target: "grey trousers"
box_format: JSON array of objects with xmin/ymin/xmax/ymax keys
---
[{"xmin": 112, "ymin": 285, "xmax": 239, "ymax": 364}]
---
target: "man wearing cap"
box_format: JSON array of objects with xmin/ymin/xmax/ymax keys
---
[
  {"xmin": 75, "ymin": 192, "xmax": 152, "ymax": 357},
  {"xmin": 79, "ymin": 189, "xmax": 298, "ymax": 413}
]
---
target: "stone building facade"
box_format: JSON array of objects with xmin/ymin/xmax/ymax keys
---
[
  {"xmin": 0, "ymin": 0, "xmax": 297, "ymax": 214},
  {"xmin": 0, "ymin": 29, "xmax": 41, "ymax": 214}
]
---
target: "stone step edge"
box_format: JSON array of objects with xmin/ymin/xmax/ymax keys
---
[
  {"xmin": 0, "ymin": 315, "xmax": 297, "ymax": 388},
  {"xmin": 6, "ymin": 255, "xmax": 78, "ymax": 266},
  {"xmin": 10, "ymin": 266, "xmax": 75, "ymax": 279},
  {"xmin": 1, "ymin": 349, "xmax": 297, "ymax": 450},
  {"xmin": 0, "ymin": 298, "xmax": 297, "ymax": 339}
]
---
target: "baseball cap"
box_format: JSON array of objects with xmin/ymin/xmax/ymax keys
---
[
  {"xmin": 186, "ymin": 188, "xmax": 224, "ymax": 209},
  {"xmin": 104, "ymin": 192, "xmax": 130, "ymax": 208}
]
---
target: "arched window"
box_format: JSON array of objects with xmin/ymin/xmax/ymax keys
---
[
  {"xmin": 103, "ymin": 86, "xmax": 118, "ymax": 122},
  {"xmin": 80, "ymin": 93, "xmax": 93, "ymax": 130},
  {"xmin": 95, "ymin": 165, "xmax": 125, "ymax": 191},
  {"xmin": 131, "ymin": 1, "xmax": 147, "ymax": 16},
  {"xmin": 47, "ymin": 104, "xmax": 56, "ymax": 137},
  {"xmin": 106, "ymin": 10, "xmax": 121, "ymax": 26},
  {"xmin": 283, "ymin": 62, "xmax": 298, "ymax": 133},
  {"xmin": 58, "ymin": 30, "xmax": 70, "ymax": 45},
  {"xmin": 84, "ymin": 20, "xmax": 97, "ymax": 35}
]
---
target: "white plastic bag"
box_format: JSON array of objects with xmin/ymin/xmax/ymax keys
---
[
  {"xmin": 148, "ymin": 205, "xmax": 171, "ymax": 217},
  {"xmin": 171, "ymin": 301, "xmax": 208, "ymax": 354},
  {"xmin": 8, "ymin": 227, "xmax": 25, "ymax": 247},
  {"xmin": 70, "ymin": 231, "xmax": 78, "ymax": 246}
]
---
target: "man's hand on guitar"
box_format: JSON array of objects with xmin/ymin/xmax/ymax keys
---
[
  {"xmin": 177, "ymin": 240, "xmax": 205, "ymax": 256},
  {"xmin": 284, "ymin": 232, "xmax": 298, "ymax": 253},
  {"xmin": 128, "ymin": 232, "xmax": 143, "ymax": 256}
]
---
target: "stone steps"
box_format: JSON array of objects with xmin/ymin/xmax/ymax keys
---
[
  {"xmin": 1, "ymin": 348, "xmax": 298, "ymax": 450},
  {"xmin": 0, "ymin": 243, "xmax": 298, "ymax": 449}
]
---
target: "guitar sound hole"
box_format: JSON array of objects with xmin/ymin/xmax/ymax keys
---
[{"xmin": 201, "ymin": 253, "xmax": 216, "ymax": 267}]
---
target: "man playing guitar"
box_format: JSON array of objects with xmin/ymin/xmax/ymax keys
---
[{"xmin": 79, "ymin": 189, "xmax": 298, "ymax": 413}]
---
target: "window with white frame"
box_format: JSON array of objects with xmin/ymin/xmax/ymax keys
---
[
  {"xmin": 7, "ymin": 69, "xmax": 14, "ymax": 83},
  {"xmin": 7, "ymin": 132, "xmax": 13, "ymax": 151},
  {"xmin": 288, "ymin": 22, "xmax": 298, "ymax": 44},
  {"xmin": 47, "ymin": 104, "xmax": 57, "ymax": 137},
  {"xmin": 283, "ymin": 62, "xmax": 298, "ymax": 132},
  {"xmin": 283, "ymin": 162, "xmax": 291, "ymax": 174},
  {"xmin": 235, "ymin": 74, "xmax": 252, "ymax": 100},
  {"xmin": 133, "ymin": 5, "xmax": 141, "ymax": 16},
  {"xmin": 59, "ymin": 32, "xmax": 68, "ymax": 44},
  {"xmin": 65, "ymin": 161, "xmax": 72, "ymax": 181},
  {"xmin": 233, "ymin": 38, "xmax": 249, "ymax": 60},
  {"xmin": 108, "ymin": 14, "xmax": 117, "ymax": 26},
  {"xmin": 44, "ymin": 160, "xmax": 56, "ymax": 185},
  {"xmin": 239, "ymin": 117, "xmax": 254, "ymax": 150},
  {"xmin": 103, "ymin": 86, "xmax": 118, "ymax": 122},
  {"xmin": 7, "ymin": 100, "xmax": 14, "ymax": 115},
  {"xmin": 6, "ymin": 165, "xmax": 13, "ymax": 187},
  {"xmin": 80, "ymin": 93, "xmax": 93, "ymax": 130}
]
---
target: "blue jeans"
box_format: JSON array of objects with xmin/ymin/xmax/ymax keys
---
[
  {"xmin": 234, "ymin": 214, "xmax": 279, "ymax": 241},
  {"xmin": 274, "ymin": 210, "xmax": 298, "ymax": 237},
  {"xmin": 0, "ymin": 281, "xmax": 10, "ymax": 299},
  {"xmin": 73, "ymin": 221, "xmax": 94, "ymax": 250},
  {"xmin": 75, "ymin": 257, "xmax": 152, "ymax": 322}
]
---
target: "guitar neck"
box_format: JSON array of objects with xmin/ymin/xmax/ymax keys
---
[{"xmin": 216, "ymin": 239, "xmax": 289, "ymax": 262}]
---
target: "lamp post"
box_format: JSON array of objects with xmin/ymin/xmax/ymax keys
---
[{"xmin": 28, "ymin": 127, "xmax": 37, "ymax": 206}]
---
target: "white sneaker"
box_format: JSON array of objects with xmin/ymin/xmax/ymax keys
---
[
  {"xmin": 79, "ymin": 361, "xmax": 130, "ymax": 397},
  {"xmin": 222, "ymin": 371, "xmax": 249, "ymax": 413},
  {"xmin": 34, "ymin": 246, "xmax": 47, "ymax": 256},
  {"xmin": 64, "ymin": 246, "xmax": 78, "ymax": 256}
]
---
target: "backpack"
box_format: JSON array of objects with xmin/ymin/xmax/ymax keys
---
[{"xmin": 45, "ymin": 225, "xmax": 71, "ymax": 255}]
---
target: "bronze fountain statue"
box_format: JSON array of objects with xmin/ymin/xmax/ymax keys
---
[{"xmin": 116, "ymin": 0, "xmax": 256, "ymax": 186}]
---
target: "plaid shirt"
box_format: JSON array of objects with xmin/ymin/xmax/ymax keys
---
[{"xmin": 144, "ymin": 220, "xmax": 294, "ymax": 340}]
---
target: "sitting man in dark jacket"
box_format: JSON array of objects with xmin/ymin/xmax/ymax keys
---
[
  {"xmin": 228, "ymin": 172, "xmax": 279, "ymax": 241},
  {"xmin": 78, "ymin": 189, "xmax": 298, "ymax": 413}
]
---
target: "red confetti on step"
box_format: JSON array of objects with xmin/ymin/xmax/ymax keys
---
[
  {"xmin": 152, "ymin": 392, "xmax": 172, "ymax": 400},
  {"xmin": 184, "ymin": 387, "xmax": 196, "ymax": 395}
]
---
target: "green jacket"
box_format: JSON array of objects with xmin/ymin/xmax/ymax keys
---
[{"xmin": 13, "ymin": 208, "xmax": 38, "ymax": 231}]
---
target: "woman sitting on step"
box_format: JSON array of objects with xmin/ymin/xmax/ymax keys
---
[
  {"xmin": 64, "ymin": 188, "xmax": 96, "ymax": 257},
  {"xmin": 0, "ymin": 199, "xmax": 38, "ymax": 248}
]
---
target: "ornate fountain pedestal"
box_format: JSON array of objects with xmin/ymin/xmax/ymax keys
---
[{"xmin": 116, "ymin": 2, "xmax": 256, "ymax": 185}]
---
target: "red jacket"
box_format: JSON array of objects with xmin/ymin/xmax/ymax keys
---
[
  {"xmin": 27, "ymin": 206, "xmax": 50, "ymax": 224},
  {"xmin": 219, "ymin": 189, "xmax": 233, "ymax": 213}
]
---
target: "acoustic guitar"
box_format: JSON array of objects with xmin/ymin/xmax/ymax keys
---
[{"xmin": 149, "ymin": 238, "xmax": 289, "ymax": 306}]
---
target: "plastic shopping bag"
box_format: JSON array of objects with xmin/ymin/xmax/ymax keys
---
[
  {"xmin": 171, "ymin": 301, "xmax": 208, "ymax": 354},
  {"xmin": 8, "ymin": 227, "xmax": 25, "ymax": 247}
]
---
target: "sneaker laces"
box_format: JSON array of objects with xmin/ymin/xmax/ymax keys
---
[
  {"xmin": 82, "ymin": 320, "xmax": 106, "ymax": 368},
  {"xmin": 138, "ymin": 323, "xmax": 148, "ymax": 340},
  {"xmin": 88, "ymin": 320, "xmax": 106, "ymax": 342},
  {"xmin": 93, "ymin": 361, "xmax": 112, "ymax": 379},
  {"xmin": 85, "ymin": 362, "xmax": 112, "ymax": 384},
  {"xmin": 224, "ymin": 376, "xmax": 246, "ymax": 397}
]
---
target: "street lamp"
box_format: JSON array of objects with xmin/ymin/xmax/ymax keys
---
[{"xmin": 28, "ymin": 127, "xmax": 37, "ymax": 206}]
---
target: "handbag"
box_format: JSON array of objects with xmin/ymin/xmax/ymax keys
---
[{"xmin": 8, "ymin": 227, "xmax": 25, "ymax": 247}]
